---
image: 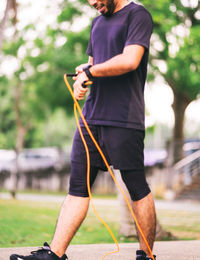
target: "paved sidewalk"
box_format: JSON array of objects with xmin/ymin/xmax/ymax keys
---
[{"xmin": 1, "ymin": 241, "xmax": 200, "ymax": 260}]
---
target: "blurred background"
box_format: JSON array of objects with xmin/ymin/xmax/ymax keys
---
[{"xmin": 0, "ymin": 0, "xmax": 200, "ymax": 248}]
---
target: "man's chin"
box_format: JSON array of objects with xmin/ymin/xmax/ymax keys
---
[
  {"xmin": 101, "ymin": 4, "xmax": 115, "ymax": 17},
  {"xmin": 102, "ymin": 10, "xmax": 113, "ymax": 17}
]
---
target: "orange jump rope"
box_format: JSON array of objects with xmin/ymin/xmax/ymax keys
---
[{"xmin": 64, "ymin": 73, "xmax": 155, "ymax": 260}]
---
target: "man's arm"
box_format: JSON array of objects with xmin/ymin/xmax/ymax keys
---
[
  {"xmin": 88, "ymin": 56, "xmax": 93, "ymax": 66},
  {"xmin": 90, "ymin": 44, "xmax": 145, "ymax": 77},
  {"xmin": 73, "ymin": 45, "xmax": 144, "ymax": 100}
]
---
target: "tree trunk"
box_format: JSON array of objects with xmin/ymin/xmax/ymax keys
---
[
  {"xmin": 172, "ymin": 92, "xmax": 190, "ymax": 163},
  {"xmin": 114, "ymin": 170, "xmax": 174, "ymax": 240},
  {"xmin": 0, "ymin": 0, "xmax": 12, "ymax": 50},
  {"xmin": 10, "ymin": 84, "xmax": 29, "ymax": 198}
]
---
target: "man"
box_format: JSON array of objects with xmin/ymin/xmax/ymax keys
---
[{"xmin": 10, "ymin": 0, "xmax": 156, "ymax": 259}]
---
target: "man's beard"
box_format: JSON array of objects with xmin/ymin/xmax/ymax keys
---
[{"xmin": 102, "ymin": 0, "xmax": 116, "ymax": 17}]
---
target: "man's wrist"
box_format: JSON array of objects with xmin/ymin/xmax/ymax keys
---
[
  {"xmin": 89, "ymin": 66, "xmax": 95, "ymax": 77},
  {"xmin": 82, "ymin": 71, "xmax": 89, "ymax": 81},
  {"xmin": 83, "ymin": 64, "xmax": 94, "ymax": 80}
]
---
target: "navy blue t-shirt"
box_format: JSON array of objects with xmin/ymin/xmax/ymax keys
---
[{"xmin": 82, "ymin": 2, "xmax": 153, "ymax": 130}]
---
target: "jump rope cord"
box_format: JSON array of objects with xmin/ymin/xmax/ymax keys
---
[{"xmin": 64, "ymin": 74, "xmax": 155, "ymax": 260}]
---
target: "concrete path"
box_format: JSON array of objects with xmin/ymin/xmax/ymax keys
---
[{"xmin": 1, "ymin": 241, "xmax": 200, "ymax": 260}]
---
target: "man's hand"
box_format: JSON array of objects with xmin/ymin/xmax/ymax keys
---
[
  {"xmin": 73, "ymin": 72, "xmax": 89, "ymax": 100},
  {"xmin": 75, "ymin": 63, "xmax": 92, "ymax": 75}
]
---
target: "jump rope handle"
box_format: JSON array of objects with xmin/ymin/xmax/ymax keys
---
[
  {"xmin": 65, "ymin": 73, "xmax": 93, "ymax": 88},
  {"xmin": 82, "ymin": 80, "xmax": 93, "ymax": 88}
]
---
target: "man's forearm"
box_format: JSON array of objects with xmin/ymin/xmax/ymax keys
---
[
  {"xmin": 90, "ymin": 45, "xmax": 145, "ymax": 77},
  {"xmin": 90, "ymin": 54, "xmax": 133, "ymax": 77}
]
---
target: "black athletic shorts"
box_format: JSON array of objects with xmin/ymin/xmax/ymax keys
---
[
  {"xmin": 71, "ymin": 125, "xmax": 145, "ymax": 171},
  {"xmin": 69, "ymin": 125, "xmax": 151, "ymax": 201}
]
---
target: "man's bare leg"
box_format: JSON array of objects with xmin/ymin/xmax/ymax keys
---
[
  {"xmin": 50, "ymin": 194, "xmax": 90, "ymax": 257},
  {"xmin": 133, "ymin": 192, "xmax": 156, "ymax": 257}
]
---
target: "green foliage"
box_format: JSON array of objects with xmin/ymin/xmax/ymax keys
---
[
  {"xmin": 57, "ymin": 3, "xmax": 82, "ymax": 22},
  {"xmin": 166, "ymin": 26, "xmax": 200, "ymax": 99},
  {"xmin": 24, "ymin": 109, "xmax": 76, "ymax": 148},
  {"xmin": 2, "ymin": 37, "xmax": 25, "ymax": 56},
  {"xmin": 143, "ymin": 0, "xmax": 200, "ymax": 100},
  {"xmin": 0, "ymin": 0, "xmax": 91, "ymax": 149},
  {"xmin": 141, "ymin": 0, "xmax": 200, "ymax": 158}
]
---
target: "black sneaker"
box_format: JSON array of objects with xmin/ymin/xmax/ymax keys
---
[
  {"xmin": 136, "ymin": 250, "xmax": 156, "ymax": 260},
  {"xmin": 10, "ymin": 242, "xmax": 68, "ymax": 260}
]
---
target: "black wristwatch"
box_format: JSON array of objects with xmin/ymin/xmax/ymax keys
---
[{"xmin": 83, "ymin": 64, "xmax": 94, "ymax": 80}]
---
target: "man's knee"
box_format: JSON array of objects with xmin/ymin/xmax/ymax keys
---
[
  {"xmin": 69, "ymin": 162, "xmax": 98, "ymax": 198},
  {"xmin": 69, "ymin": 166, "xmax": 89, "ymax": 197},
  {"xmin": 120, "ymin": 169, "xmax": 151, "ymax": 201}
]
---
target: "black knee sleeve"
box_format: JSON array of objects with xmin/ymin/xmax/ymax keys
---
[
  {"xmin": 120, "ymin": 169, "xmax": 151, "ymax": 201},
  {"xmin": 69, "ymin": 162, "xmax": 99, "ymax": 197}
]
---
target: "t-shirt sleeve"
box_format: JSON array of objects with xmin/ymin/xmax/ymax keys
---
[
  {"xmin": 86, "ymin": 35, "xmax": 92, "ymax": 57},
  {"xmin": 86, "ymin": 21, "xmax": 94, "ymax": 57},
  {"xmin": 125, "ymin": 9, "xmax": 153, "ymax": 49}
]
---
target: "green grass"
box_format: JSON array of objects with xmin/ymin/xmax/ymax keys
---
[
  {"xmin": 0, "ymin": 200, "xmax": 59, "ymax": 247},
  {"xmin": 0, "ymin": 198, "xmax": 135, "ymax": 248},
  {"xmin": 0, "ymin": 197, "xmax": 200, "ymax": 248},
  {"xmin": 157, "ymin": 209, "xmax": 200, "ymax": 241}
]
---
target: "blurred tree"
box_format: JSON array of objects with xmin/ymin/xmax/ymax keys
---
[
  {"xmin": 0, "ymin": 0, "xmax": 93, "ymax": 197},
  {"xmin": 0, "ymin": 0, "xmax": 11, "ymax": 50},
  {"xmin": 0, "ymin": 76, "xmax": 15, "ymax": 148},
  {"xmin": 143, "ymin": 0, "xmax": 200, "ymax": 162},
  {"xmin": 0, "ymin": 0, "xmax": 92, "ymax": 149},
  {"xmin": 1, "ymin": 0, "xmax": 32, "ymax": 152}
]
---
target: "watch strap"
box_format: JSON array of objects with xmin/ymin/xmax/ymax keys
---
[{"xmin": 83, "ymin": 64, "xmax": 93, "ymax": 80}]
